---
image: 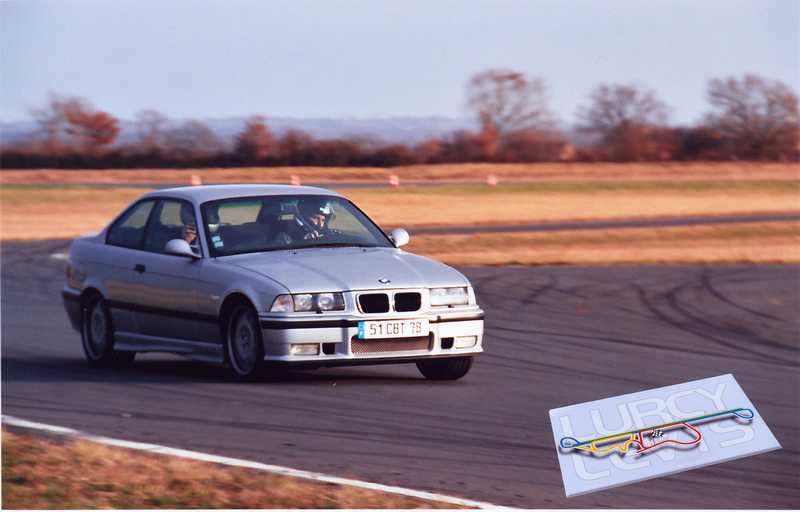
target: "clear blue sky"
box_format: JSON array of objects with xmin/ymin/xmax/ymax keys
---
[{"xmin": 1, "ymin": 0, "xmax": 797, "ymax": 125}]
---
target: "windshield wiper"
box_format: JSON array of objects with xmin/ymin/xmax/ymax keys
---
[
  {"xmin": 302, "ymin": 242, "xmax": 380, "ymax": 249},
  {"xmin": 217, "ymin": 243, "xmax": 383, "ymax": 256}
]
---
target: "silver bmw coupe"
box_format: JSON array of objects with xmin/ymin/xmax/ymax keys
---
[{"xmin": 62, "ymin": 185, "xmax": 484, "ymax": 380}]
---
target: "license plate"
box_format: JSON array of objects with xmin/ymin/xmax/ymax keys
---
[{"xmin": 357, "ymin": 319, "xmax": 429, "ymax": 339}]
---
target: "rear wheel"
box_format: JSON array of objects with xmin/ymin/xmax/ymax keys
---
[
  {"xmin": 416, "ymin": 356, "xmax": 473, "ymax": 381},
  {"xmin": 81, "ymin": 296, "xmax": 135, "ymax": 367},
  {"xmin": 225, "ymin": 305, "xmax": 265, "ymax": 380}
]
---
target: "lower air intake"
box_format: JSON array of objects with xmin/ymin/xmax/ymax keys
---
[{"xmin": 351, "ymin": 336, "xmax": 431, "ymax": 354}]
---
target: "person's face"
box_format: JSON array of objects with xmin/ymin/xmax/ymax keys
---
[{"xmin": 308, "ymin": 213, "xmax": 327, "ymax": 228}]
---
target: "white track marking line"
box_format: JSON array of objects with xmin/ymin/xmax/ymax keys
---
[
  {"xmin": 49, "ymin": 252, "xmax": 69, "ymax": 260},
  {"xmin": 2, "ymin": 415, "xmax": 512, "ymax": 509}
]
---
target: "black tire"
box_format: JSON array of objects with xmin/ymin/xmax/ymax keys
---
[
  {"xmin": 416, "ymin": 356, "xmax": 473, "ymax": 381},
  {"xmin": 225, "ymin": 304, "xmax": 265, "ymax": 381},
  {"xmin": 81, "ymin": 295, "xmax": 136, "ymax": 368}
]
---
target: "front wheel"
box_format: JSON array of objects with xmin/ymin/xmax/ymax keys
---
[
  {"xmin": 416, "ymin": 356, "xmax": 473, "ymax": 381},
  {"xmin": 81, "ymin": 296, "xmax": 135, "ymax": 367},
  {"xmin": 225, "ymin": 305, "xmax": 265, "ymax": 380}
]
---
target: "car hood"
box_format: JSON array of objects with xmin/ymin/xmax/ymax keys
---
[{"xmin": 223, "ymin": 247, "xmax": 468, "ymax": 293}]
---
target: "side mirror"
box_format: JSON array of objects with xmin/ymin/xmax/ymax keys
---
[
  {"xmin": 165, "ymin": 239, "xmax": 199, "ymax": 259},
  {"xmin": 389, "ymin": 228, "xmax": 410, "ymax": 248}
]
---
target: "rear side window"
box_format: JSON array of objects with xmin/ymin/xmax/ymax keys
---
[{"xmin": 106, "ymin": 200, "xmax": 155, "ymax": 249}]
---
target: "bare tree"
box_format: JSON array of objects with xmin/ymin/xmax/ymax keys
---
[
  {"xmin": 705, "ymin": 74, "xmax": 799, "ymax": 160},
  {"xmin": 164, "ymin": 120, "xmax": 222, "ymax": 161},
  {"xmin": 64, "ymin": 106, "xmax": 119, "ymax": 155},
  {"xmin": 31, "ymin": 95, "xmax": 70, "ymax": 154},
  {"xmin": 577, "ymin": 84, "xmax": 671, "ymax": 160},
  {"xmin": 134, "ymin": 109, "xmax": 170, "ymax": 154},
  {"xmin": 234, "ymin": 116, "xmax": 276, "ymax": 162},
  {"xmin": 277, "ymin": 129, "xmax": 314, "ymax": 164},
  {"xmin": 32, "ymin": 94, "xmax": 119, "ymax": 155},
  {"xmin": 466, "ymin": 69, "xmax": 556, "ymax": 159},
  {"xmin": 467, "ymin": 70, "xmax": 555, "ymax": 133}
]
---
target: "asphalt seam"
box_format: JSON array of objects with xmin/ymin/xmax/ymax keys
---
[{"xmin": 1, "ymin": 414, "xmax": 511, "ymax": 510}]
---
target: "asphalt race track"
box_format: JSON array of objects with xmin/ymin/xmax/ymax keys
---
[{"xmin": 2, "ymin": 240, "xmax": 798, "ymax": 508}]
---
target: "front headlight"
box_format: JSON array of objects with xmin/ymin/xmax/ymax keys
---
[
  {"xmin": 270, "ymin": 293, "xmax": 345, "ymax": 312},
  {"xmin": 314, "ymin": 292, "xmax": 343, "ymax": 311},
  {"xmin": 430, "ymin": 287, "xmax": 469, "ymax": 307}
]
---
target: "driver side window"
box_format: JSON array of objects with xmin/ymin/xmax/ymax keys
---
[{"xmin": 143, "ymin": 200, "xmax": 200, "ymax": 255}]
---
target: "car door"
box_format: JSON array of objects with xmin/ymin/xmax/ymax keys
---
[
  {"xmin": 128, "ymin": 198, "xmax": 204, "ymax": 342},
  {"xmin": 102, "ymin": 198, "xmax": 158, "ymax": 336}
]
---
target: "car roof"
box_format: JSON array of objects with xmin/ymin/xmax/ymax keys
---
[{"xmin": 142, "ymin": 184, "xmax": 344, "ymax": 204}]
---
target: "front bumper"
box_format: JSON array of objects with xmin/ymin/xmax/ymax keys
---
[{"xmin": 258, "ymin": 309, "xmax": 484, "ymax": 363}]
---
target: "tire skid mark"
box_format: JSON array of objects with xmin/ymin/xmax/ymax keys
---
[
  {"xmin": 635, "ymin": 282, "xmax": 798, "ymax": 367},
  {"xmin": 664, "ymin": 280, "xmax": 798, "ymax": 359},
  {"xmin": 487, "ymin": 325, "xmax": 800, "ymax": 369}
]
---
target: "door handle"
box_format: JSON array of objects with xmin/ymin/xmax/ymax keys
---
[{"xmin": 134, "ymin": 264, "xmax": 146, "ymax": 273}]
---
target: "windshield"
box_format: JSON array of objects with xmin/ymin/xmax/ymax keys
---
[{"xmin": 201, "ymin": 194, "xmax": 394, "ymax": 256}]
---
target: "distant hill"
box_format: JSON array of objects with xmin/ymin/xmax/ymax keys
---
[{"xmin": 1, "ymin": 116, "xmax": 478, "ymax": 146}]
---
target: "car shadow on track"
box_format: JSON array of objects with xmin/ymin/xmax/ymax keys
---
[{"xmin": 0, "ymin": 355, "xmax": 430, "ymax": 385}]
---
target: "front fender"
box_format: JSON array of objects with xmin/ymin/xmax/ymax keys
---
[{"xmin": 216, "ymin": 272, "xmax": 290, "ymax": 317}]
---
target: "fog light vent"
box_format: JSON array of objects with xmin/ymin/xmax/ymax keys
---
[
  {"xmin": 322, "ymin": 342, "xmax": 336, "ymax": 355},
  {"xmin": 441, "ymin": 337, "xmax": 454, "ymax": 349},
  {"xmin": 290, "ymin": 343, "xmax": 320, "ymax": 355},
  {"xmin": 454, "ymin": 336, "xmax": 477, "ymax": 349}
]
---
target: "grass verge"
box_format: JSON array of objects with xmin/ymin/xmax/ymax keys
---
[
  {"xmin": 1, "ymin": 429, "xmax": 462, "ymax": 509},
  {"xmin": 1, "ymin": 181, "xmax": 798, "ymax": 241}
]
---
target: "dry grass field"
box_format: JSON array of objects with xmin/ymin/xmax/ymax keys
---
[
  {"xmin": 1, "ymin": 429, "xmax": 459, "ymax": 509},
  {"xmin": 346, "ymin": 181, "xmax": 799, "ymax": 227},
  {"xmin": 1, "ymin": 163, "xmax": 798, "ymax": 264},
  {"xmin": 0, "ymin": 186, "xmax": 148, "ymax": 241},
  {"xmin": 0, "ymin": 162, "xmax": 798, "ymax": 185},
  {"xmin": 1, "ymin": 180, "xmax": 797, "ymax": 236},
  {"xmin": 406, "ymin": 222, "xmax": 800, "ymax": 265}
]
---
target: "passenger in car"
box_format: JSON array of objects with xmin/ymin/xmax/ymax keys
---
[
  {"xmin": 180, "ymin": 204, "xmax": 199, "ymax": 254},
  {"xmin": 182, "ymin": 223, "xmax": 197, "ymax": 245}
]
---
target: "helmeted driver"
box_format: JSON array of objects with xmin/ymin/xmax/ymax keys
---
[{"xmin": 297, "ymin": 198, "xmax": 334, "ymax": 240}]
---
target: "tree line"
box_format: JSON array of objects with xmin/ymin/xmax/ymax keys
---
[{"xmin": 1, "ymin": 71, "xmax": 797, "ymax": 169}]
